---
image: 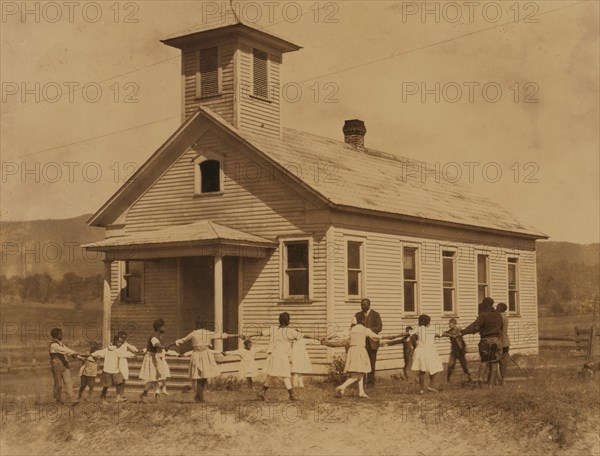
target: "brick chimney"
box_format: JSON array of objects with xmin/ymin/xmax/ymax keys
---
[{"xmin": 343, "ymin": 119, "xmax": 366, "ymax": 150}]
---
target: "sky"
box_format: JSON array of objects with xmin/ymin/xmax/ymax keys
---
[{"xmin": 1, "ymin": 0, "xmax": 599, "ymax": 244}]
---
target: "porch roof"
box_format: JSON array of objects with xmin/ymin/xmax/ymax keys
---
[{"xmin": 83, "ymin": 220, "xmax": 276, "ymax": 253}]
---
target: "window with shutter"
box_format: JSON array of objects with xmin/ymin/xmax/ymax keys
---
[
  {"xmin": 198, "ymin": 47, "xmax": 219, "ymax": 98},
  {"xmin": 253, "ymin": 48, "xmax": 269, "ymax": 99}
]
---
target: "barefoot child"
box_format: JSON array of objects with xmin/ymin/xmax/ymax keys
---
[
  {"xmin": 93, "ymin": 336, "xmax": 134, "ymax": 403},
  {"xmin": 139, "ymin": 319, "xmax": 170, "ymax": 402},
  {"xmin": 78, "ymin": 342, "xmax": 100, "ymax": 401},
  {"xmin": 175, "ymin": 317, "xmax": 230, "ymax": 402},
  {"xmin": 436, "ymin": 318, "xmax": 472, "ymax": 383},
  {"xmin": 382, "ymin": 326, "xmax": 417, "ymax": 381},
  {"xmin": 411, "ymin": 314, "xmax": 444, "ymax": 394}
]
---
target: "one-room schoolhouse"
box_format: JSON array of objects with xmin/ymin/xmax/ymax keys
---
[{"xmin": 84, "ymin": 17, "xmax": 547, "ymax": 375}]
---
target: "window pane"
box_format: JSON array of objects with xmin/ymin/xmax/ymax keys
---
[
  {"xmin": 509, "ymin": 291, "xmax": 517, "ymax": 312},
  {"xmin": 348, "ymin": 270, "xmax": 360, "ymax": 296},
  {"xmin": 200, "ymin": 160, "xmax": 220, "ymax": 193},
  {"xmin": 508, "ymin": 263, "xmax": 517, "ymax": 287},
  {"xmin": 403, "ymin": 248, "xmax": 416, "ymax": 280},
  {"xmin": 443, "ymin": 288, "xmax": 454, "ymax": 312},
  {"xmin": 125, "ymin": 277, "xmax": 141, "ymax": 301},
  {"xmin": 347, "ymin": 242, "xmax": 361, "ymax": 269},
  {"xmin": 287, "ymin": 242, "xmax": 308, "ymax": 269},
  {"xmin": 404, "ymin": 282, "xmax": 416, "ymax": 312},
  {"xmin": 253, "ymin": 49, "xmax": 268, "ymax": 98},
  {"xmin": 442, "ymin": 257, "xmax": 454, "ymax": 283},
  {"xmin": 478, "ymin": 285, "xmax": 487, "ymax": 303},
  {"xmin": 477, "ymin": 255, "xmax": 487, "ymax": 282},
  {"xmin": 127, "ymin": 261, "xmax": 143, "ymax": 275},
  {"xmin": 200, "ymin": 47, "xmax": 218, "ymax": 97},
  {"xmin": 288, "ymin": 270, "xmax": 308, "ymax": 296}
]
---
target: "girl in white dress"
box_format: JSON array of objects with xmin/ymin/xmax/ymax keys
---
[
  {"xmin": 175, "ymin": 318, "xmax": 230, "ymax": 402},
  {"xmin": 139, "ymin": 319, "xmax": 170, "ymax": 402},
  {"xmin": 411, "ymin": 314, "xmax": 444, "ymax": 394},
  {"xmin": 332, "ymin": 314, "xmax": 390, "ymax": 398},
  {"xmin": 250, "ymin": 312, "xmax": 307, "ymax": 401}
]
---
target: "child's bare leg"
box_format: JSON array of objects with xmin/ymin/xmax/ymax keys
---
[
  {"xmin": 292, "ymin": 373, "xmax": 299, "ymax": 388},
  {"xmin": 100, "ymin": 387, "xmax": 109, "ymax": 402},
  {"xmin": 427, "ymin": 373, "xmax": 438, "ymax": 392},
  {"xmin": 337, "ymin": 376, "xmax": 358, "ymax": 394},
  {"xmin": 357, "ymin": 375, "xmax": 368, "ymax": 397},
  {"xmin": 418, "ymin": 371, "xmax": 426, "ymax": 393}
]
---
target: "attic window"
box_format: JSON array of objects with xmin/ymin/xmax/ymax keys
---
[
  {"xmin": 200, "ymin": 160, "xmax": 221, "ymax": 193},
  {"xmin": 197, "ymin": 46, "xmax": 219, "ymax": 98},
  {"xmin": 252, "ymin": 48, "xmax": 269, "ymax": 99}
]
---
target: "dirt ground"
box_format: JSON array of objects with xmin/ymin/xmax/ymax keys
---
[{"xmin": 1, "ymin": 349, "xmax": 599, "ymax": 456}]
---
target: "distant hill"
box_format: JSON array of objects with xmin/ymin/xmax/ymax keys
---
[
  {"xmin": 1, "ymin": 214, "xmax": 104, "ymax": 279},
  {"xmin": 537, "ymin": 241, "xmax": 599, "ymax": 315},
  {"xmin": 537, "ymin": 241, "xmax": 599, "ymax": 268}
]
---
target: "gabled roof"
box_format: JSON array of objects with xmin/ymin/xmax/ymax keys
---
[
  {"xmin": 83, "ymin": 221, "xmax": 275, "ymax": 250},
  {"xmin": 202, "ymin": 108, "xmax": 548, "ymax": 239},
  {"xmin": 89, "ymin": 106, "xmax": 547, "ymax": 239}
]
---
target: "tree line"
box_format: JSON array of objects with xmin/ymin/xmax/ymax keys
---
[{"xmin": 0, "ymin": 273, "xmax": 102, "ymax": 307}]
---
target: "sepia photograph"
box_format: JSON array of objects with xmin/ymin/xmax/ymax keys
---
[{"xmin": 1, "ymin": 1, "xmax": 599, "ymax": 455}]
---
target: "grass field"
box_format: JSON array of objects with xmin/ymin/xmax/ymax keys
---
[
  {"xmin": 1, "ymin": 347, "xmax": 598, "ymax": 456},
  {"xmin": 538, "ymin": 313, "xmax": 600, "ymax": 338}
]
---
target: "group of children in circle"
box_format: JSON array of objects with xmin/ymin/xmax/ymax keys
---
[{"xmin": 65, "ymin": 310, "xmax": 473, "ymax": 404}]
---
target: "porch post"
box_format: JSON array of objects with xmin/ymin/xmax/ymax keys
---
[
  {"xmin": 214, "ymin": 255, "xmax": 224, "ymax": 352},
  {"xmin": 102, "ymin": 259, "xmax": 112, "ymax": 347}
]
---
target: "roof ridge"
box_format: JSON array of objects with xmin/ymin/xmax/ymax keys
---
[{"xmin": 205, "ymin": 220, "xmax": 222, "ymax": 241}]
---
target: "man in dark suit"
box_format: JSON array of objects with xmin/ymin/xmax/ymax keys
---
[{"xmin": 355, "ymin": 298, "xmax": 382, "ymax": 384}]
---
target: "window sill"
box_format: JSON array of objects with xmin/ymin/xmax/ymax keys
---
[
  {"xmin": 249, "ymin": 94, "xmax": 272, "ymax": 103},
  {"xmin": 193, "ymin": 191, "xmax": 224, "ymax": 199},
  {"xmin": 278, "ymin": 299, "xmax": 315, "ymax": 305},
  {"xmin": 194, "ymin": 93, "xmax": 223, "ymax": 101},
  {"xmin": 120, "ymin": 300, "xmax": 145, "ymax": 305},
  {"xmin": 441, "ymin": 314, "xmax": 459, "ymax": 319},
  {"xmin": 344, "ymin": 298, "xmax": 364, "ymax": 304}
]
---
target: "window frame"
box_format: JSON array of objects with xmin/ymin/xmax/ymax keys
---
[
  {"xmin": 402, "ymin": 243, "xmax": 420, "ymax": 316},
  {"xmin": 192, "ymin": 151, "xmax": 224, "ymax": 197},
  {"xmin": 195, "ymin": 46, "xmax": 221, "ymax": 99},
  {"xmin": 251, "ymin": 47, "xmax": 271, "ymax": 101},
  {"xmin": 507, "ymin": 256, "xmax": 520, "ymax": 315},
  {"xmin": 441, "ymin": 248, "xmax": 458, "ymax": 316},
  {"xmin": 476, "ymin": 252, "xmax": 490, "ymax": 304},
  {"xmin": 119, "ymin": 260, "xmax": 144, "ymax": 303},
  {"xmin": 345, "ymin": 237, "xmax": 366, "ymax": 301},
  {"xmin": 279, "ymin": 237, "xmax": 313, "ymax": 302}
]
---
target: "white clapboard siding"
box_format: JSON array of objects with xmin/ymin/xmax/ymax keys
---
[
  {"xmin": 110, "ymin": 129, "xmax": 330, "ymax": 365},
  {"xmin": 238, "ymin": 38, "xmax": 281, "ymax": 137},
  {"xmin": 183, "ymin": 39, "xmax": 237, "ymax": 123},
  {"xmin": 327, "ymin": 226, "xmax": 540, "ymax": 370}
]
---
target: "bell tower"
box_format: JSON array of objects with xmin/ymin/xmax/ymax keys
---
[{"xmin": 162, "ymin": 14, "xmax": 300, "ymax": 138}]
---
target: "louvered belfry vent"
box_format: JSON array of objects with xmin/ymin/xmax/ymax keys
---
[
  {"xmin": 253, "ymin": 48, "xmax": 269, "ymax": 99},
  {"xmin": 199, "ymin": 46, "xmax": 219, "ymax": 97}
]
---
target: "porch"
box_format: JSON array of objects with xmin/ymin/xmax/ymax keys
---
[{"xmin": 84, "ymin": 221, "xmax": 276, "ymax": 352}]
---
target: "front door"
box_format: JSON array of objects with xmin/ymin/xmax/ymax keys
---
[{"xmin": 180, "ymin": 256, "xmax": 239, "ymax": 351}]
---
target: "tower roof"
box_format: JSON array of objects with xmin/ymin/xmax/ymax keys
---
[{"xmin": 161, "ymin": 8, "xmax": 301, "ymax": 52}]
